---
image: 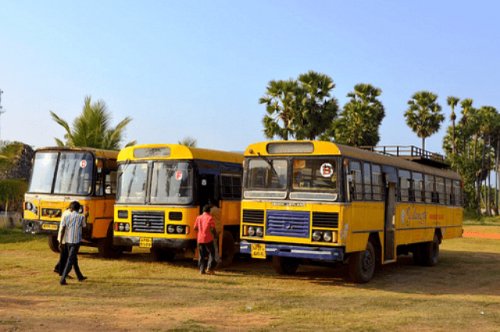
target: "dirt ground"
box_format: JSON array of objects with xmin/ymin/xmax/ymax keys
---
[{"xmin": 1, "ymin": 226, "xmax": 499, "ymax": 331}]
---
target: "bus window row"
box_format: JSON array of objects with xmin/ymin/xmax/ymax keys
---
[{"xmin": 348, "ymin": 159, "xmax": 462, "ymax": 206}]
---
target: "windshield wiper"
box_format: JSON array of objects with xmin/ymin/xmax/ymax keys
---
[{"xmin": 257, "ymin": 152, "xmax": 279, "ymax": 179}]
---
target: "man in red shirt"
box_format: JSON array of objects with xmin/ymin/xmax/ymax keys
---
[{"xmin": 194, "ymin": 205, "xmax": 217, "ymax": 274}]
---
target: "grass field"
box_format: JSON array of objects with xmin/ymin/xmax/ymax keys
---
[{"xmin": 1, "ymin": 226, "xmax": 499, "ymax": 331}]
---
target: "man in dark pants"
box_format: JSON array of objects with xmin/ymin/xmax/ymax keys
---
[
  {"xmin": 54, "ymin": 207, "xmax": 71, "ymax": 276},
  {"xmin": 59, "ymin": 201, "xmax": 87, "ymax": 285},
  {"xmin": 194, "ymin": 205, "xmax": 217, "ymax": 274}
]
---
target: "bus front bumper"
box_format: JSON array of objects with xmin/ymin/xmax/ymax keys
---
[
  {"xmin": 113, "ymin": 236, "xmax": 194, "ymax": 249},
  {"xmin": 240, "ymin": 241, "xmax": 344, "ymax": 262},
  {"xmin": 22, "ymin": 219, "xmax": 58, "ymax": 235}
]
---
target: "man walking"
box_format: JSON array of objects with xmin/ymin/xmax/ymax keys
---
[
  {"xmin": 194, "ymin": 205, "xmax": 217, "ymax": 275},
  {"xmin": 59, "ymin": 201, "xmax": 87, "ymax": 285}
]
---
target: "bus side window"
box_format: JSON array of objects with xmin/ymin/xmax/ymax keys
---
[
  {"xmin": 348, "ymin": 161, "xmax": 363, "ymax": 201},
  {"xmin": 105, "ymin": 171, "xmax": 117, "ymax": 195}
]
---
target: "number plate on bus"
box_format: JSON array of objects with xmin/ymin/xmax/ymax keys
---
[
  {"xmin": 251, "ymin": 244, "xmax": 266, "ymax": 259},
  {"xmin": 42, "ymin": 224, "xmax": 58, "ymax": 231},
  {"xmin": 139, "ymin": 237, "xmax": 152, "ymax": 248}
]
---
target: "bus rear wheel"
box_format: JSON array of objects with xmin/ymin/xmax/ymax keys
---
[
  {"xmin": 48, "ymin": 235, "xmax": 60, "ymax": 253},
  {"xmin": 414, "ymin": 234, "xmax": 440, "ymax": 266},
  {"xmin": 220, "ymin": 231, "xmax": 235, "ymax": 268},
  {"xmin": 272, "ymin": 256, "xmax": 299, "ymax": 275},
  {"xmin": 348, "ymin": 241, "xmax": 376, "ymax": 283}
]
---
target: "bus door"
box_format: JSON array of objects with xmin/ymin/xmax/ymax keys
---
[
  {"xmin": 382, "ymin": 166, "xmax": 397, "ymax": 262},
  {"xmin": 198, "ymin": 173, "xmax": 219, "ymax": 214}
]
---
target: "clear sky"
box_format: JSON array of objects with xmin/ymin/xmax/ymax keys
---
[{"xmin": 1, "ymin": 1, "xmax": 499, "ymax": 154}]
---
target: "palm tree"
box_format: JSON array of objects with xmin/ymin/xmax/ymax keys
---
[
  {"xmin": 294, "ymin": 71, "xmax": 338, "ymax": 140},
  {"xmin": 260, "ymin": 79, "xmax": 300, "ymax": 140},
  {"xmin": 178, "ymin": 136, "xmax": 197, "ymax": 147},
  {"xmin": 50, "ymin": 96, "xmax": 134, "ymax": 150},
  {"xmin": 404, "ymin": 91, "xmax": 444, "ymax": 152},
  {"xmin": 447, "ymin": 96, "xmax": 460, "ymax": 154},
  {"xmin": 335, "ymin": 83, "xmax": 385, "ymax": 146}
]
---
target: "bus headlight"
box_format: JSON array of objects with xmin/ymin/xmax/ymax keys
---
[
  {"xmin": 176, "ymin": 225, "xmax": 184, "ymax": 234},
  {"xmin": 248, "ymin": 226, "xmax": 256, "ymax": 236},
  {"xmin": 312, "ymin": 230, "xmax": 323, "ymax": 242},
  {"xmin": 125, "ymin": 223, "xmax": 130, "ymax": 232},
  {"xmin": 323, "ymin": 231, "xmax": 333, "ymax": 242},
  {"xmin": 118, "ymin": 223, "xmax": 125, "ymax": 231},
  {"xmin": 255, "ymin": 227, "xmax": 263, "ymax": 237},
  {"xmin": 167, "ymin": 225, "xmax": 175, "ymax": 234},
  {"xmin": 25, "ymin": 202, "xmax": 33, "ymax": 211}
]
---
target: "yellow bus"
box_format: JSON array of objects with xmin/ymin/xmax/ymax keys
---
[
  {"xmin": 240, "ymin": 141, "xmax": 463, "ymax": 282},
  {"xmin": 113, "ymin": 144, "xmax": 243, "ymax": 265},
  {"xmin": 22, "ymin": 147, "xmax": 121, "ymax": 257}
]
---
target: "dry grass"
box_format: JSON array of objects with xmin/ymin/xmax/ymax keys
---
[{"xmin": 1, "ymin": 226, "xmax": 499, "ymax": 331}]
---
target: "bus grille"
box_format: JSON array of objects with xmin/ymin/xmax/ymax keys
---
[
  {"xmin": 132, "ymin": 211, "xmax": 165, "ymax": 233},
  {"xmin": 266, "ymin": 210, "xmax": 310, "ymax": 238},
  {"xmin": 312, "ymin": 212, "xmax": 339, "ymax": 228},
  {"xmin": 242, "ymin": 209, "xmax": 264, "ymax": 224}
]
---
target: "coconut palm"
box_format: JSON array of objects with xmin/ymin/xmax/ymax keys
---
[
  {"xmin": 260, "ymin": 79, "xmax": 300, "ymax": 140},
  {"xmin": 335, "ymin": 83, "xmax": 385, "ymax": 146},
  {"xmin": 404, "ymin": 91, "xmax": 444, "ymax": 152},
  {"xmin": 294, "ymin": 71, "xmax": 338, "ymax": 140},
  {"xmin": 50, "ymin": 96, "xmax": 134, "ymax": 150},
  {"xmin": 178, "ymin": 136, "xmax": 197, "ymax": 147},
  {"xmin": 447, "ymin": 96, "xmax": 460, "ymax": 154}
]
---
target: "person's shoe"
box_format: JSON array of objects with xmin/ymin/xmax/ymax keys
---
[
  {"xmin": 78, "ymin": 276, "xmax": 87, "ymax": 282},
  {"xmin": 206, "ymin": 269, "xmax": 215, "ymax": 275},
  {"xmin": 199, "ymin": 270, "xmax": 206, "ymax": 275},
  {"xmin": 60, "ymin": 280, "xmax": 67, "ymax": 286}
]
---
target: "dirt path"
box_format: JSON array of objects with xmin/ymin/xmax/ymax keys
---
[{"xmin": 462, "ymin": 231, "xmax": 500, "ymax": 240}]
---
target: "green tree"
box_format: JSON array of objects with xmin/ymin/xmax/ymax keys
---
[
  {"xmin": 294, "ymin": 71, "xmax": 339, "ymax": 140},
  {"xmin": 178, "ymin": 136, "xmax": 197, "ymax": 147},
  {"xmin": 334, "ymin": 83, "xmax": 385, "ymax": 146},
  {"xmin": 260, "ymin": 79, "xmax": 300, "ymax": 140},
  {"xmin": 404, "ymin": 91, "xmax": 444, "ymax": 151},
  {"xmin": 447, "ymin": 96, "xmax": 460, "ymax": 154},
  {"xmin": 259, "ymin": 71, "xmax": 338, "ymax": 140},
  {"xmin": 50, "ymin": 96, "xmax": 134, "ymax": 150}
]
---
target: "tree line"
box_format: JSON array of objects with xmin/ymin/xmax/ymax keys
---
[
  {"xmin": 260, "ymin": 71, "xmax": 500, "ymax": 216},
  {"xmin": 30, "ymin": 73, "xmax": 499, "ymax": 217}
]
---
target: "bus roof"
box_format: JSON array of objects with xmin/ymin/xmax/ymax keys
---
[
  {"xmin": 245, "ymin": 141, "xmax": 460, "ymax": 180},
  {"xmin": 118, "ymin": 144, "xmax": 243, "ymax": 164},
  {"xmin": 36, "ymin": 146, "xmax": 118, "ymax": 159}
]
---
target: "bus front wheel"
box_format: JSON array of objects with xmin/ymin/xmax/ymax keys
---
[
  {"xmin": 272, "ymin": 256, "xmax": 299, "ymax": 275},
  {"xmin": 151, "ymin": 248, "xmax": 176, "ymax": 262},
  {"xmin": 48, "ymin": 235, "xmax": 60, "ymax": 253},
  {"xmin": 220, "ymin": 231, "xmax": 235, "ymax": 267},
  {"xmin": 348, "ymin": 242, "xmax": 376, "ymax": 283}
]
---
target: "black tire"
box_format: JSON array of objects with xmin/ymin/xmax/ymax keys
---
[
  {"xmin": 272, "ymin": 256, "xmax": 299, "ymax": 275},
  {"xmin": 48, "ymin": 235, "xmax": 60, "ymax": 253},
  {"xmin": 412, "ymin": 245, "xmax": 424, "ymax": 265},
  {"xmin": 348, "ymin": 241, "xmax": 376, "ymax": 283},
  {"xmin": 151, "ymin": 248, "xmax": 176, "ymax": 262},
  {"xmin": 220, "ymin": 231, "xmax": 236, "ymax": 268},
  {"xmin": 98, "ymin": 225, "xmax": 122, "ymax": 258},
  {"xmin": 420, "ymin": 234, "xmax": 440, "ymax": 266}
]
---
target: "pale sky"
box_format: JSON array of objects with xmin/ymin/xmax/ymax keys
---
[{"xmin": 1, "ymin": 1, "xmax": 499, "ymax": 154}]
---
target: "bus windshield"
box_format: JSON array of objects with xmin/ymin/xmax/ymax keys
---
[
  {"xmin": 28, "ymin": 152, "xmax": 58, "ymax": 193},
  {"xmin": 116, "ymin": 163, "xmax": 148, "ymax": 204},
  {"xmin": 28, "ymin": 151, "xmax": 94, "ymax": 195},
  {"xmin": 244, "ymin": 158, "xmax": 288, "ymax": 199},
  {"xmin": 290, "ymin": 158, "xmax": 339, "ymax": 201},
  {"xmin": 150, "ymin": 161, "xmax": 193, "ymax": 204},
  {"xmin": 53, "ymin": 152, "xmax": 94, "ymax": 195}
]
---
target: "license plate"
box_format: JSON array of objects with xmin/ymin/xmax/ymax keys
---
[
  {"xmin": 139, "ymin": 237, "xmax": 152, "ymax": 248},
  {"xmin": 251, "ymin": 244, "xmax": 266, "ymax": 259},
  {"xmin": 42, "ymin": 224, "xmax": 58, "ymax": 231}
]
